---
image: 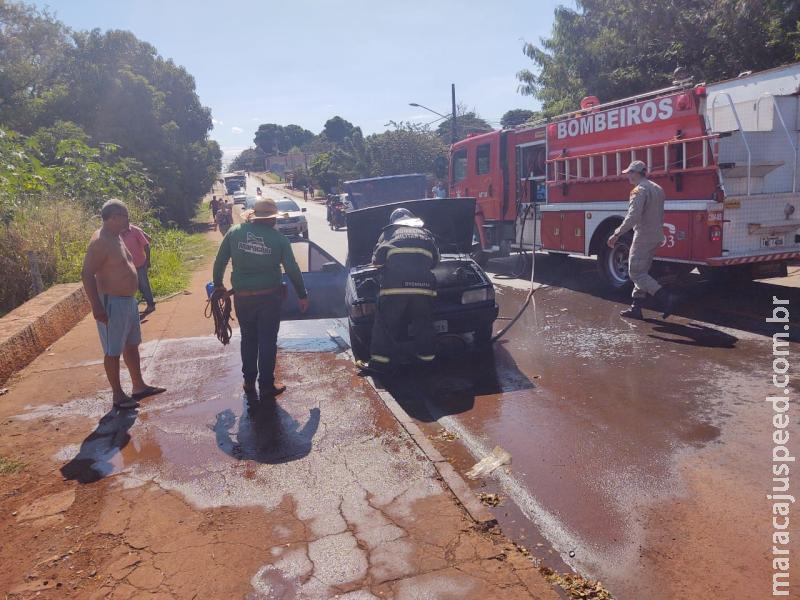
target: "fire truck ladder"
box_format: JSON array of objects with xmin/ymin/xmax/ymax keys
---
[
  {"xmin": 755, "ymin": 92, "xmax": 798, "ymax": 194},
  {"xmin": 708, "ymin": 92, "xmax": 752, "ymax": 196},
  {"xmin": 547, "ymin": 135, "xmax": 718, "ymax": 185}
]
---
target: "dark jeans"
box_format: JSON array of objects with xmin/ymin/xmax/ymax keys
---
[
  {"xmin": 136, "ymin": 265, "xmax": 155, "ymax": 307},
  {"xmin": 234, "ymin": 293, "xmax": 282, "ymax": 387}
]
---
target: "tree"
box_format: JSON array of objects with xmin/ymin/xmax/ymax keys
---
[
  {"xmin": 0, "ymin": 6, "xmax": 220, "ymax": 224},
  {"xmin": 518, "ymin": 0, "xmax": 800, "ymax": 116},
  {"xmin": 436, "ymin": 109, "xmax": 493, "ymax": 143},
  {"xmin": 229, "ymin": 147, "xmax": 267, "ymax": 172},
  {"xmin": 366, "ymin": 124, "xmax": 447, "ymax": 177},
  {"xmin": 322, "ymin": 116, "xmax": 356, "ymax": 144},
  {"xmin": 254, "ymin": 123, "xmax": 314, "ymax": 154},
  {"xmin": 283, "ymin": 124, "xmax": 314, "ymax": 150},
  {"xmin": 501, "ymin": 109, "xmax": 538, "ymax": 129}
]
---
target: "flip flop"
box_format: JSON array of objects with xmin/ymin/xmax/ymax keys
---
[
  {"xmin": 131, "ymin": 386, "xmax": 167, "ymax": 401},
  {"xmin": 113, "ymin": 395, "xmax": 139, "ymax": 409}
]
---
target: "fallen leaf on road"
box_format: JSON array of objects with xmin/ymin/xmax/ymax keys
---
[
  {"xmin": 478, "ymin": 492, "xmax": 501, "ymax": 507},
  {"xmin": 435, "ymin": 428, "xmax": 458, "ymax": 442}
]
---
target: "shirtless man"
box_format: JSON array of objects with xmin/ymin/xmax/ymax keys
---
[{"xmin": 81, "ymin": 199, "xmax": 165, "ymax": 409}]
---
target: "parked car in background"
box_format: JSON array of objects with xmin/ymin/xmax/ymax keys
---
[
  {"xmin": 275, "ymin": 197, "xmax": 309, "ymax": 239},
  {"xmin": 345, "ymin": 198, "xmax": 498, "ymax": 362},
  {"xmin": 232, "ymin": 190, "xmax": 248, "ymax": 205}
]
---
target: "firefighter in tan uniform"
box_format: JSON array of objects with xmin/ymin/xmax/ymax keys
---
[{"xmin": 607, "ymin": 160, "xmax": 677, "ymax": 320}]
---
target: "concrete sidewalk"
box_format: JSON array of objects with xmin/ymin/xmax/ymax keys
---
[{"xmin": 0, "ymin": 227, "xmax": 558, "ymax": 598}]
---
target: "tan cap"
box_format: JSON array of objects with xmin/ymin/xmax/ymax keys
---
[
  {"xmin": 622, "ymin": 160, "xmax": 647, "ymax": 174},
  {"xmin": 246, "ymin": 197, "xmax": 278, "ymax": 221}
]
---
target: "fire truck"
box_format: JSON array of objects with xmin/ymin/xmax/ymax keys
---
[{"xmin": 450, "ymin": 63, "xmax": 800, "ymax": 288}]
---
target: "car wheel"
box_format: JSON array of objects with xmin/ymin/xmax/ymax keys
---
[
  {"xmin": 597, "ymin": 232, "xmax": 633, "ymax": 291},
  {"xmin": 474, "ymin": 323, "xmax": 494, "ymax": 345},
  {"xmin": 348, "ymin": 322, "xmax": 370, "ymax": 362}
]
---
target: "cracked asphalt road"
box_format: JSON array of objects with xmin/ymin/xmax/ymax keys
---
[{"xmin": 0, "ymin": 185, "xmax": 560, "ymax": 599}]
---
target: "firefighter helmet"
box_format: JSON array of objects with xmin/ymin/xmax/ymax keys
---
[{"xmin": 389, "ymin": 208, "xmax": 424, "ymax": 227}]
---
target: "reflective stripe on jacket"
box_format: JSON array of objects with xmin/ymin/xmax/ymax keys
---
[{"xmin": 372, "ymin": 224, "xmax": 439, "ymax": 294}]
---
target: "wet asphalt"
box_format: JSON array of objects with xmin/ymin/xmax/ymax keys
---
[{"xmin": 192, "ymin": 179, "xmax": 800, "ymax": 597}]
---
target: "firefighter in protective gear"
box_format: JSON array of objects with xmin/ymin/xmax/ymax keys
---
[
  {"xmin": 607, "ymin": 160, "xmax": 677, "ymax": 320},
  {"xmin": 359, "ymin": 208, "xmax": 440, "ymax": 373}
]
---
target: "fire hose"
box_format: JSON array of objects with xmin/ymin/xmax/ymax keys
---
[
  {"xmin": 490, "ymin": 202, "xmax": 544, "ymax": 344},
  {"xmin": 205, "ymin": 286, "xmax": 234, "ymax": 345}
]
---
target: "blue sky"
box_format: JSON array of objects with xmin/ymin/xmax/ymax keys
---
[{"xmin": 32, "ymin": 0, "xmax": 565, "ymax": 162}]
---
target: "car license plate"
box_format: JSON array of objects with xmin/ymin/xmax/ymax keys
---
[
  {"xmin": 762, "ymin": 235, "xmax": 784, "ymax": 248},
  {"xmin": 408, "ymin": 320, "xmax": 448, "ymax": 336}
]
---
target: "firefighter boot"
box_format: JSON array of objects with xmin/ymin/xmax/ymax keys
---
[
  {"xmin": 654, "ymin": 286, "xmax": 678, "ymax": 319},
  {"xmin": 620, "ymin": 297, "xmax": 645, "ymax": 320}
]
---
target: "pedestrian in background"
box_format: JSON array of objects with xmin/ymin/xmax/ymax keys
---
[
  {"xmin": 303, "ymin": 186, "xmax": 308, "ymax": 201},
  {"xmin": 607, "ymin": 160, "xmax": 677, "ymax": 320},
  {"xmin": 210, "ymin": 197, "xmax": 220, "ymax": 224},
  {"xmin": 81, "ymin": 199, "xmax": 165, "ymax": 409},
  {"xmin": 213, "ymin": 197, "xmax": 309, "ymax": 399},
  {"xmin": 121, "ymin": 221, "xmax": 156, "ymax": 316},
  {"xmin": 432, "ymin": 181, "xmax": 447, "ymax": 198},
  {"xmin": 216, "ymin": 203, "xmax": 232, "ymax": 234}
]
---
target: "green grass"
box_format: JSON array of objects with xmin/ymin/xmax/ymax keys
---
[
  {"xmin": 0, "ymin": 456, "xmax": 26, "ymax": 474},
  {"xmin": 146, "ymin": 229, "xmax": 216, "ymax": 300}
]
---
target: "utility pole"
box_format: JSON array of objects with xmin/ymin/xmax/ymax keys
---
[{"xmin": 451, "ymin": 83, "xmax": 457, "ymax": 144}]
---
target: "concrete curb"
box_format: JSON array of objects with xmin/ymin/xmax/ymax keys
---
[
  {"xmin": 0, "ymin": 283, "xmax": 89, "ymax": 385},
  {"xmin": 366, "ymin": 376, "xmax": 497, "ymax": 528}
]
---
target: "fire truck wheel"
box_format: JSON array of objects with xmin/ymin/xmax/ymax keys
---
[{"xmin": 597, "ymin": 232, "xmax": 633, "ymax": 290}]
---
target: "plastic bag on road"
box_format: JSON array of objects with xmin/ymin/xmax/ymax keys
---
[{"xmin": 466, "ymin": 446, "xmax": 512, "ymax": 479}]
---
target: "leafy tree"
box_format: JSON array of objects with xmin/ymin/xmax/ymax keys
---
[
  {"xmin": 308, "ymin": 152, "xmax": 340, "ymax": 193},
  {"xmin": 322, "ymin": 116, "xmax": 357, "ymax": 144},
  {"xmin": 254, "ymin": 123, "xmax": 285, "ymax": 154},
  {"xmin": 436, "ymin": 110, "xmax": 493, "ymax": 143},
  {"xmin": 229, "ymin": 147, "xmax": 267, "ymax": 172},
  {"xmin": 518, "ymin": 0, "xmax": 800, "ymax": 115},
  {"xmin": 254, "ymin": 123, "xmax": 314, "ymax": 154},
  {"xmin": 283, "ymin": 124, "xmax": 314, "ymax": 150},
  {"xmin": 501, "ymin": 109, "xmax": 538, "ymax": 128},
  {"xmin": 366, "ymin": 124, "xmax": 447, "ymax": 177},
  {"xmin": 0, "ymin": 4, "xmax": 220, "ymax": 224}
]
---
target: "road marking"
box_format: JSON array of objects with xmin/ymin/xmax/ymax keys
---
[{"xmin": 432, "ymin": 410, "xmax": 597, "ymax": 573}]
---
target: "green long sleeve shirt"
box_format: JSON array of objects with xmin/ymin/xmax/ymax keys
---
[{"xmin": 213, "ymin": 223, "xmax": 307, "ymax": 298}]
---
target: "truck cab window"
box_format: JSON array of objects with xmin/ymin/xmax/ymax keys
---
[
  {"xmin": 476, "ymin": 144, "xmax": 491, "ymax": 175},
  {"xmin": 453, "ymin": 149, "xmax": 468, "ymax": 182}
]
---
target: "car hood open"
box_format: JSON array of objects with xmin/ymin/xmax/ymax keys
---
[{"xmin": 346, "ymin": 198, "xmax": 476, "ymax": 266}]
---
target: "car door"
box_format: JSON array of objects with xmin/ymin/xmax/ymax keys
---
[{"xmin": 280, "ymin": 240, "xmax": 348, "ymax": 320}]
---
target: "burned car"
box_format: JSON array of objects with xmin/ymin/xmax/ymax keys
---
[{"xmin": 345, "ymin": 198, "xmax": 498, "ymax": 361}]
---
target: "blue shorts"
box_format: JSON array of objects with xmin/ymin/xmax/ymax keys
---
[{"xmin": 96, "ymin": 295, "xmax": 142, "ymax": 357}]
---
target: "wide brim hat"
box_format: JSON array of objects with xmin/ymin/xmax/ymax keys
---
[{"xmin": 245, "ymin": 197, "xmax": 278, "ymax": 221}]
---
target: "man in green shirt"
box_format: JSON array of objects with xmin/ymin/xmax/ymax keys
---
[{"xmin": 213, "ymin": 197, "xmax": 309, "ymax": 398}]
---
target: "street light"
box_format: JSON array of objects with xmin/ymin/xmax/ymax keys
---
[
  {"xmin": 408, "ymin": 102, "xmax": 447, "ymax": 119},
  {"xmin": 409, "ymin": 83, "xmax": 458, "ymax": 144}
]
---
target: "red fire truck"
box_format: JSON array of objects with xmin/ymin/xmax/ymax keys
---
[{"xmin": 450, "ymin": 63, "xmax": 800, "ymax": 288}]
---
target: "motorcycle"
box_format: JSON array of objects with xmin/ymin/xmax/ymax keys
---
[{"xmin": 328, "ymin": 203, "xmax": 346, "ymax": 231}]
